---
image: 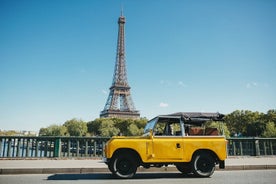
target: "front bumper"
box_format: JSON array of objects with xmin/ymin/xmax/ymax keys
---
[{"xmin": 219, "ymin": 160, "xmax": 225, "ymax": 169}]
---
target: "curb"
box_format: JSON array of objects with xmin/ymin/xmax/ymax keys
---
[
  {"xmin": 0, "ymin": 168, "xmax": 108, "ymax": 175},
  {"xmin": 1, "ymin": 165, "xmax": 276, "ymax": 175},
  {"xmin": 223, "ymin": 165, "xmax": 276, "ymax": 170}
]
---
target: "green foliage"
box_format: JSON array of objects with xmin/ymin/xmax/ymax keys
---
[
  {"xmin": 224, "ymin": 109, "xmax": 276, "ymax": 137},
  {"xmin": 265, "ymin": 110, "xmax": 276, "ymax": 122},
  {"xmin": 99, "ymin": 119, "xmax": 120, "ymax": 137},
  {"xmin": 131, "ymin": 118, "xmax": 147, "ymax": 135},
  {"xmin": 114, "ymin": 118, "xmax": 131, "ymax": 135},
  {"xmin": 39, "ymin": 124, "xmax": 67, "ymax": 136},
  {"xmin": 262, "ymin": 122, "xmax": 276, "ymax": 137},
  {"xmin": 128, "ymin": 124, "xmax": 140, "ymax": 136},
  {"xmin": 39, "ymin": 118, "xmax": 87, "ymax": 136},
  {"xmin": 134, "ymin": 118, "xmax": 148, "ymax": 129},
  {"xmin": 37, "ymin": 109, "xmax": 276, "ymax": 138},
  {"xmin": 50, "ymin": 124, "xmax": 67, "ymax": 136},
  {"xmin": 87, "ymin": 118, "xmax": 148, "ymax": 137},
  {"xmin": 87, "ymin": 118, "xmax": 101, "ymax": 136},
  {"xmin": 64, "ymin": 118, "xmax": 87, "ymax": 136},
  {"xmin": 39, "ymin": 128, "xmax": 48, "ymax": 136}
]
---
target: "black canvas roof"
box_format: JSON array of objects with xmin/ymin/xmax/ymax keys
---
[{"xmin": 167, "ymin": 112, "xmax": 224, "ymax": 125}]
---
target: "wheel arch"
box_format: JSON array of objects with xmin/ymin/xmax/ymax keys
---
[
  {"xmin": 192, "ymin": 149, "xmax": 220, "ymax": 163},
  {"xmin": 112, "ymin": 148, "xmax": 142, "ymax": 166}
]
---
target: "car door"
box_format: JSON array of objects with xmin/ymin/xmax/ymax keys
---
[{"xmin": 152, "ymin": 117, "xmax": 184, "ymax": 161}]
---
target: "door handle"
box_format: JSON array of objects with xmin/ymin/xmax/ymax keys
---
[{"xmin": 176, "ymin": 143, "xmax": 181, "ymax": 149}]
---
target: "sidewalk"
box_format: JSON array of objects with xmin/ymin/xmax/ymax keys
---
[{"xmin": 1, "ymin": 157, "xmax": 276, "ymax": 175}]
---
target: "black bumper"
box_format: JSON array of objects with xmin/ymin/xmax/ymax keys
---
[{"xmin": 219, "ymin": 160, "xmax": 225, "ymax": 169}]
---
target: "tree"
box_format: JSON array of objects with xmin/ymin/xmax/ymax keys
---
[
  {"xmin": 50, "ymin": 125, "xmax": 67, "ymax": 136},
  {"xmin": 87, "ymin": 118, "xmax": 101, "ymax": 136},
  {"xmin": 134, "ymin": 118, "xmax": 147, "ymax": 129},
  {"xmin": 130, "ymin": 119, "xmax": 147, "ymax": 135},
  {"xmin": 114, "ymin": 118, "xmax": 132, "ymax": 135},
  {"xmin": 38, "ymin": 109, "xmax": 276, "ymax": 137},
  {"xmin": 264, "ymin": 110, "xmax": 276, "ymax": 123},
  {"xmin": 224, "ymin": 110, "xmax": 266, "ymax": 137},
  {"xmin": 262, "ymin": 121, "xmax": 276, "ymax": 137},
  {"xmin": 39, "ymin": 128, "xmax": 49, "ymax": 136},
  {"xmin": 99, "ymin": 119, "xmax": 120, "ymax": 137},
  {"xmin": 87, "ymin": 118, "xmax": 148, "ymax": 136},
  {"xmin": 63, "ymin": 118, "xmax": 87, "ymax": 136},
  {"xmin": 128, "ymin": 124, "xmax": 141, "ymax": 136},
  {"xmin": 246, "ymin": 120, "xmax": 266, "ymax": 137},
  {"xmin": 224, "ymin": 110, "xmax": 245, "ymax": 136},
  {"xmin": 39, "ymin": 124, "xmax": 67, "ymax": 136}
]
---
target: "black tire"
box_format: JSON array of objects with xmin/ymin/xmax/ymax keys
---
[
  {"xmin": 192, "ymin": 152, "xmax": 215, "ymax": 177},
  {"xmin": 176, "ymin": 163, "xmax": 193, "ymax": 175},
  {"xmin": 110, "ymin": 154, "xmax": 137, "ymax": 178},
  {"xmin": 108, "ymin": 160, "xmax": 115, "ymax": 174}
]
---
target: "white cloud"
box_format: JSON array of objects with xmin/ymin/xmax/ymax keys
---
[
  {"xmin": 246, "ymin": 82, "xmax": 258, "ymax": 88},
  {"xmin": 102, "ymin": 90, "xmax": 108, "ymax": 94},
  {"xmin": 160, "ymin": 80, "xmax": 171, "ymax": 86},
  {"xmin": 160, "ymin": 80, "xmax": 187, "ymax": 88},
  {"xmin": 178, "ymin": 81, "xmax": 187, "ymax": 87},
  {"xmin": 159, "ymin": 102, "xmax": 169, "ymax": 108}
]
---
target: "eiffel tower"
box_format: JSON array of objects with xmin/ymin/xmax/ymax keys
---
[{"xmin": 100, "ymin": 13, "xmax": 140, "ymax": 119}]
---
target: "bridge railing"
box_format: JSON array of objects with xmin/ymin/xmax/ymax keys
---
[
  {"xmin": 0, "ymin": 136, "xmax": 110, "ymax": 158},
  {"xmin": 1, "ymin": 136, "xmax": 276, "ymax": 158},
  {"xmin": 227, "ymin": 137, "xmax": 276, "ymax": 156}
]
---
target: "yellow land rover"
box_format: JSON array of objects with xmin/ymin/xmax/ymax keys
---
[{"xmin": 104, "ymin": 112, "xmax": 227, "ymax": 178}]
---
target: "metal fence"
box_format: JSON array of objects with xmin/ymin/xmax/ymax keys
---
[
  {"xmin": 0, "ymin": 136, "xmax": 110, "ymax": 158},
  {"xmin": 227, "ymin": 137, "xmax": 276, "ymax": 156},
  {"xmin": 1, "ymin": 136, "xmax": 276, "ymax": 158}
]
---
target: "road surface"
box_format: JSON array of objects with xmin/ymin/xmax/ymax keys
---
[{"xmin": 0, "ymin": 170, "xmax": 275, "ymax": 184}]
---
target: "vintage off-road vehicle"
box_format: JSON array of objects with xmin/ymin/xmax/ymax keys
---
[{"xmin": 104, "ymin": 112, "xmax": 227, "ymax": 178}]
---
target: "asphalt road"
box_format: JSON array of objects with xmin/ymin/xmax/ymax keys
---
[{"xmin": 0, "ymin": 170, "xmax": 276, "ymax": 184}]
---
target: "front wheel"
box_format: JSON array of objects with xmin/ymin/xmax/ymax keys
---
[
  {"xmin": 176, "ymin": 163, "xmax": 193, "ymax": 175},
  {"xmin": 109, "ymin": 154, "xmax": 137, "ymax": 178},
  {"xmin": 192, "ymin": 153, "xmax": 215, "ymax": 177}
]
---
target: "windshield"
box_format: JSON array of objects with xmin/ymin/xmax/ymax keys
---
[{"xmin": 144, "ymin": 117, "xmax": 157, "ymax": 134}]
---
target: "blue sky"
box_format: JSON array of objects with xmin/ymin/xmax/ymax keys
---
[{"xmin": 1, "ymin": 0, "xmax": 275, "ymax": 131}]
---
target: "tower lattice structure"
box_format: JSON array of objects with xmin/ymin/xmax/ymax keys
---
[{"xmin": 100, "ymin": 14, "xmax": 140, "ymax": 119}]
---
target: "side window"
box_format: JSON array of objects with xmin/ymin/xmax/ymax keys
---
[
  {"xmin": 171, "ymin": 123, "xmax": 182, "ymax": 136},
  {"xmin": 154, "ymin": 121, "xmax": 166, "ymax": 135},
  {"xmin": 154, "ymin": 118, "xmax": 182, "ymax": 136}
]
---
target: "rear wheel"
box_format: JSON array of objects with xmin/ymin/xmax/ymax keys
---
[
  {"xmin": 192, "ymin": 152, "xmax": 215, "ymax": 177},
  {"xmin": 110, "ymin": 154, "xmax": 137, "ymax": 178}
]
